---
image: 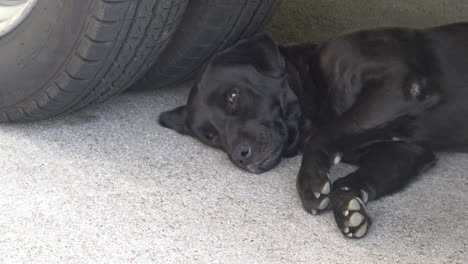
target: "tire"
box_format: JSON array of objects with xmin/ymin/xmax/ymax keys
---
[
  {"xmin": 0, "ymin": 0, "xmax": 188, "ymax": 122},
  {"xmin": 133, "ymin": 0, "xmax": 282, "ymax": 90}
]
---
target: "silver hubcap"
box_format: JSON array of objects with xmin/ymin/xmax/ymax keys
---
[{"xmin": 0, "ymin": 0, "xmax": 38, "ymax": 37}]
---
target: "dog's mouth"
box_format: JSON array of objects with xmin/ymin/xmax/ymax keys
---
[
  {"xmin": 228, "ymin": 123, "xmax": 293, "ymax": 174},
  {"xmin": 245, "ymin": 147, "xmax": 283, "ymax": 174}
]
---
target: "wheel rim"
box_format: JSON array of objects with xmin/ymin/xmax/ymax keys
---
[{"xmin": 0, "ymin": 0, "xmax": 38, "ymax": 37}]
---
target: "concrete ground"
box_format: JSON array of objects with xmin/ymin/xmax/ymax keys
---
[{"xmin": 0, "ymin": 84, "xmax": 466, "ymax": 263}]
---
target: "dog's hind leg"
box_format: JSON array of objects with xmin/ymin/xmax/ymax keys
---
[
  {"xmin": 296, "ymin": 77, "xmax": 440, "ymax": 216},
  {"xmin": 331, "ymin": 142, "xmax": 436, "ymax": 238}
]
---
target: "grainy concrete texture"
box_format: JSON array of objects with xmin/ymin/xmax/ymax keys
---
[{"xmin": 0, "ymin": 86, "xmax": 466, "ymax": 263}]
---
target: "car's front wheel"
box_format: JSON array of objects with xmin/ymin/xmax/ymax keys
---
[{"xmin": 0, "ymin": 0, "xmax": 188, "ymax": 122}]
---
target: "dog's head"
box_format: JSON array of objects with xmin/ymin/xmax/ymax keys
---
[{"xmin": 159, "ymin": 35, "xmax": 302, "ymax": 173}]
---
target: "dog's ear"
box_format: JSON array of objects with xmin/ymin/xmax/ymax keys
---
[
  {"xmin": 217, "ymin": 33, "xmax": 286, "ymax": 77},
  {"xmin": 281, "ymin": 79, "xmax": 302, "ymax": 157},
  {"xmin": 278, "ymin": 42, "xmax": 317, "ymax": 73},
  {"xmin": 250, "ymin": 33, "xmax": 286, "ymax": 76},
  {"xmin": 158, "ymin": 106, "xmax": 189, "ymax": 135}
]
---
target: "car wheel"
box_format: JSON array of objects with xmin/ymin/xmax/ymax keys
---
[
  {"xmin": 133, "ymin": 0, "xmax": 282, "ymax": 90},
  {"xmin": 0, "ymin": 0, "xmax": 188, "ymax": 122}
]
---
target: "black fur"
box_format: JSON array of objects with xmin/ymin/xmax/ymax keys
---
[{"xmin": 158, "ymin": 23, "xmax": 468, "ymax": 238}]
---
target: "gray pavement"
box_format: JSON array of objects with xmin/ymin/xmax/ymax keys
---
[{"xmin": 0, "ymin": 84, "xmax": 466, "ymax": 263}]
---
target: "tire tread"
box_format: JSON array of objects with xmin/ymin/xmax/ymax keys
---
[
  {"xmin": 134, "ymin": 0, "xmax": 281, "ymax": 90},
  {"xmin": 1, "ymin": 0, "xmax": 188, "ymax": 122}
]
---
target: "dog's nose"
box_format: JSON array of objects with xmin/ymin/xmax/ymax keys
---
[{"xmin": 232, "ymin": 143, "xmax": 252, "ymax": 165}]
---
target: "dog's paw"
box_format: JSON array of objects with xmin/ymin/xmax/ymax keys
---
[
  {"xmin": 297, "ymin": 171, "xmax": 332, "ymax": 215},
  {"xmin": 333, "ymin": 195, "xmax": 371, "ymax": 239}
]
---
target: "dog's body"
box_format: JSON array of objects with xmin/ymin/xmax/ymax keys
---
[{"xmin": 159, "ymin": 23, "xmax": 468, "ymax": 238}]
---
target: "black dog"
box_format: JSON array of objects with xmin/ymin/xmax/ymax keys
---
[{"xmin": 159, "ymin": 22, "xmax": 468, "ymax": 238}]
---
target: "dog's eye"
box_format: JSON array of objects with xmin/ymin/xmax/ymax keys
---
[
  {"xmin": 205, "ymin": 132, "xmax": 216, "ymax": 141},
  {"xmin": 227, "ymin": 89, "xmax": 238, "ymax": 104}
]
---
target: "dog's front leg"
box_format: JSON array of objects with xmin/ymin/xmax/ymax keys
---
[
  {"xmin": 297, "ymin": 133, "xmax": 340, "ymax": 215},
  {"xmin": 297, "ymin": 79, "xmax": 441, "ymax": 215},
  {"xmin": 331, "ymin": 142, "xmax": 436, "ymax": 238}
]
